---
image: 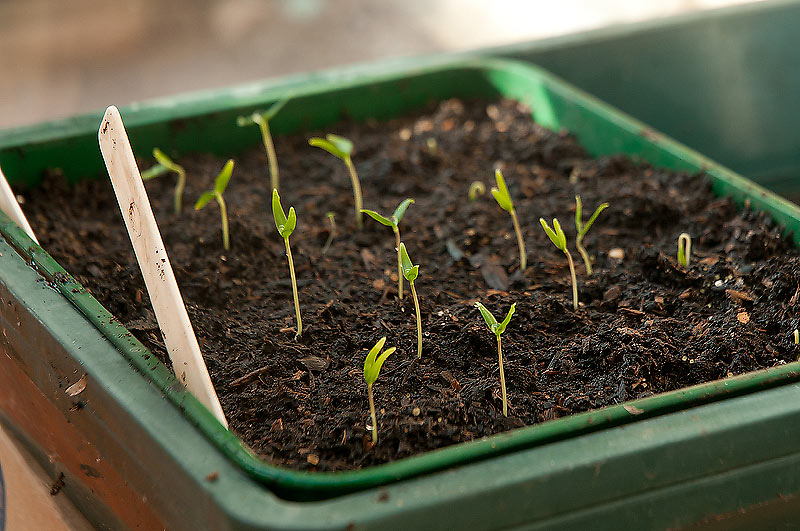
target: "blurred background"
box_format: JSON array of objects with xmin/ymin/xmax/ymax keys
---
[{"xmin": 0, "ymin": 0, "xmax": 757, "ymax": 130}]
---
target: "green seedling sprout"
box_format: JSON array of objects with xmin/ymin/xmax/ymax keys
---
[
  {"xmin": 491, "ymin": 169, "xmax": 526, "ymax": 271},
  {"xmin": 399, "ymin": 242, "xmax": 423, "ymax": 358},
  {"xmin": 236, "ymin": 97, "xmax": 289, "ymax": 192},
  {"xmin": 794, "ymin": 329, "xmax": 799, "ymax": 345},
  {"xmin": 361, "ymin": 198, "xmax": 415, "ymax": 299},
  {"xmin": 574, "ymin": 195, "xmax": 609, "ymax": 276},
  {"xmin": 363, "ymin": 336, "xmax": 397, "ymax": 444},
  {"xmin": 475, "ymin": 302, "xmax": 516, "ymax": 417},
  {"xmin": 677, "ymin": 233, "xmax": 692, "ymax": 268},
  {"xmin": 309, "ymin": 134, "xmax": 364, "ymax": 228},
  {"xmin": 540, "ymin": 217, "xmax": 579, "ymax": 310},
  {"xmin": 469, "ymin": 181, "xmax": 486, "ymax": 201},
  {"xmin": 141, "ymin": 148, "xmax": 187, "ymax": 214},
  {"xmin": 272, "ymin": 189, "xmax": 302, "ymax": 338},
  {"xmin": 321, "ymin": 211, "xmax": 336, "ymax": 254},
  {"xmin": 194, "ymin": 159, "xmax": 234, "ymax": 251}
]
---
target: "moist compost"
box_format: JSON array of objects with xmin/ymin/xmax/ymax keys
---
[{"xmin": 22, "ymin": 99, "xmax": 800, "ymax": 471}]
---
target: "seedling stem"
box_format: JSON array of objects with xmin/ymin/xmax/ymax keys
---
[
  {"xmin": 400, "ymin": 242, "xmax": 423, "ymax": 358},
  {"xmin": 194, "ymin": 159, "xmax": 234, "ymax": 250},
  {"xmin": 363, "ymin": 337, "xmax": 396, "ymax": 443},
  {"xmin": 272, "ymin": 189, "xmax": 302, "ymax": 337},
  {"xmin": 678, "ymin": 233, "xmax": 692, "ymax": 268},
  {"xmin": 540, "ymin": 218, "xmax": 579, "ymax": 310},
  {"xmin": 491, "ymin": 169, "xmax": 526, "ymax": 271},
  {"xmin": 237, "ymin": 98, "xmax": 288, "ymax": 191},
  {"xmin": 309, "ymin": 134, "xmax": 364, "ymax": 228},
  {"xmin": 321, "ymin": 212, "xmax": 336, "ymax": 254},
  {"xmin": 574, "ymin": 195, "xmax": 609, "ymax": 275},
  {"xmin": 475, "ymin": 302, "xmax": 516, "ymax": 416},
  {"xmin": 361, "ymin": 198, "xmax": 415, "ymax": 299}
]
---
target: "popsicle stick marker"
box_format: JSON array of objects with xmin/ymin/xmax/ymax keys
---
[
  {"xmin": 98, "ymin": 106, "xmax": 227, "ymax": 428},
  {"xmin": 0, "ymin": 164, "xmax": 38, "ymax": 244}
]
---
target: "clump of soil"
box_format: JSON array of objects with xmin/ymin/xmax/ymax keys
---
[{"xmin": 22, "ymin": 98, "xmax": 800, "ymax": 471}]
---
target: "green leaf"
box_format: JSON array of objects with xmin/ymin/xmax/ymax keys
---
[
  {"xmin": 262, "ymin": 97, "xmax": 290, "ymax": 121},
  {"xmin": 580, "ymin": 202, "xmax": 609, "ymax": 238},
  {"xmin": 151, "ymin": 148, "xmax": 185, "ymax": 176},
  {"xmin": 141, "ymin": 164, "xmax": 168, "ymax": 181},
  {"xmin": 392, "ymin": 198, "xmax": 414, "ymax": 224},
  {"xmin": 364, "ymin": 337, "xmax": 396, "ymax": 385},
  {"xmin": 194, "ymin": 191, "xmax": 216, "ymax": 211},
  {"xmin": 214, "ymin": 159, "xmax": 234, "ymax": 194},
  {"xmin": 309, "ymin": 138, "xmax": 348, "ymax": 161},
  {"xmin": 475, "ymin": 302, "xmax": 498, "ymax": 332},
  {"xmin": 490, "ymin": 169, "xmax": 514, "ymax": 212},
  {"xmin": 399, "ymin": 243, "xmax": 418, "ymax": 282},
  {"xmin": 325, "ymin": 134, "xmax": 353, "ymax": 156},
  {"xmin": 361, "ymin": 209, "xmax": 395, "ymax": 227},
  {"xmin": 495, "ymin": 303, "xmax": 516, "ymax": 335},
  {"xmin": 284, "ymin": 207, "xmax": 297, "ymax": 237},
  {"xmin": 272, "ymin": 189, "xmax": 296, "ymax": 238},
  {"xmin": 540, "ymin": 218, "xmax": 567, "ymax": 252}
]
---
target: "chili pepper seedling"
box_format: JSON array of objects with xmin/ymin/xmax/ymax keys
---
[
  {"xmin": 361, "ymin": 198, "xmax": 415, "ymax": 299},
  {"xmin": 194, "ymin": 159, "xmax": 234, "ymax": 251},
  {"xmin": 540, "ymin": 217, "xmax": 579, "ymax": 310},
  {"xmin": 236, "ymin": 97, "xmax": 289, "ymax": 192},
  {"xmin": 272, "ymin": 189, "xmax": 302, "ymax": 338},
  {"xmin": 363, "ymin": 336, "xmax": 397, "ymax": 444},
  {"xmin": 321, "ymin": 211, "xmax": 336, "ymax": 254},
  {"xmin": 794, "ymin": 329, "xmax": 799, "ymax": 345},
  {"xmin": 491, "ymin": 169, "xmax": 526, "ymax": 271},
  {"xmin": 469, "ymin": 181, "xmax": 486, "ymax": 201},
  {"xmin": 399, "ymin": 242, "xmax": 423, "ymax": 358},
  {"xmin": 141, "ymin": 148, "xmax": 187, "ymax": 214},
  {"xmin": 574, "ymin": 195, "xmax": 609, "ymax": 276},
  {"xmin": 475, "ymin": 302, "xmax": 516, "ymax": 417},
  {"xmin": 309, "ymin": 134, "xmax": 364, "ymax": 228},
  {"xmin": 677, "ymin": 233, "xmax": 692, "ymax": 268}
]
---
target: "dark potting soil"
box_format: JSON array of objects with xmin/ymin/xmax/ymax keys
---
[{"xmin": 22, "ymin": 99, "xmax": 800, "ymax": 471}]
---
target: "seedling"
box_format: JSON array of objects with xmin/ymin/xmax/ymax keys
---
[
  {"xmin": 794, "ymin": 329, "xmax": 799, "ymax": 345},
  {"xmin": 469, "ymin": 181, "xmax": 486, "ymax": 201},
  {"xmin": 540, "ymin": 217, "xmax": 579, "ymax": 310},
  {"xmin": 361, "ymin": 198, "xmax": 415, "ymax": 299},
  {"xmin": 194, "ymin": 159, "xmax": 234, "ymax": 251},
  {"xmin": 141, "ymin": 148, "xmax": 187, "ymax": 214},
  {"xmin": 574, "ymin": 195, "xmax": 609, "ymax": 276},
  {"xmin": 321, "ymin": 211, "xmax": 336, "ymax": 254},
  {"xmin": 236, "ymin": 97, "xmax": 289, "ymax": 192},
  {"xmin": 475, "ymin": 302, "xmax": 516, "ymax": 417},
  {"xmin": 677, "ymin": 233, "xmax": 692, "ymax": 268},
  {"xmin": 272, "ymin": 189, "xmax": 302, "ymax": 337},
  {"xmin": 362, "ymin": 336, "xmax": 397, "ymax": 444},
  {"xmin": 309, "ymin": 134, "xmax": 364, "ymax": 228},
  {"xmin": 491, "ymin": 169, "xmax": 526, "ymax": 271},
  {"xmin": 399, "ymin": 242, "xmax": 423, "ymax": 358}
]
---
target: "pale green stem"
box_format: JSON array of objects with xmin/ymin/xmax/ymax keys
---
[
  {"xmin": 368, "ymin": 382, "xmax": 378, "ymax": 444},
  {"xmin": 576, "ymin": 235, "xmax": 592, "ymax": 276},
  {"xmin": 258, "ymin": 118, "xmax": 279, "ymax": 192},
  {"xmin": 322, "ymin": 216, "xmax": 336, "ymax": 254},
  {"xmin": 410, "ymin": 281, "xmax": 422, "ymax": 358},
  {"xmin": 285, "ymin": 237, "xmax": 303, "ymax": 337},
  {"xmin": 565, "ymin": 249, "xmax": 578, "ymax": 310},
  {"xmin": 394, "ymin": 227, "xmax": 403, "ymax": 299},
  {"xmin": 216, "ymin": 194, "xmax": 229, "ymax": 251},
  {"xmin": 345, "ymin": 157, "xmax": 363, "ymax": 228},
  {"xmin": 510, "ymin": 208, "xmax": 526, "ymax": 271},
  {"xmin": 174, "ymin": 169, "xmax": 186, "ymax": 214},
  {"xmin": 498, "ymin": 335, "xmax": 507, "ymax": 417}
]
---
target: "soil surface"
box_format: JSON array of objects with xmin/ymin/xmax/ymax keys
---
[{"xmin": 22, "ymin": 99, "xmax": 800, "ymax": 471}]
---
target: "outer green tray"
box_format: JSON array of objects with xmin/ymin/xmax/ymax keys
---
[{"xmin": 3, "ymin": 58, "xmax": 800, "ymax": 528}]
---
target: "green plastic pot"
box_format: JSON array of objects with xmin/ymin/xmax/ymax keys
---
[
  {"xmin": 3, "ymin": 57, "xmax": 800, "ymax": 529},
  {"xmin": 490, "ymin": 0, "xmax": 800, "ymax": 200}
]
